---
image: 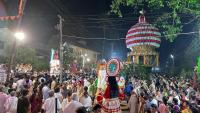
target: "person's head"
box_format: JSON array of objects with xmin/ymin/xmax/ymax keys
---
[
  {"xmin": 131, "ymin": 90, "xmax": 137, "ymax": 95},
  {"xmin": 150, "ymin": 104, "xmax": 158, "ymax": 113},
  {"xmin": 173, "ymin": 91, "xmax": 177, "ymax": 97},
  {"xmin": 173, "ymin": 98, "xmax": 178, "ymax": 105},
  {"xmin": 84, "ymin": 86, "xmax": 88, "ymax": 92},
  {"xmin": 54, "ymin": 87, "xmax": 60, "ymax": 93},
  {"xmin": 72, "ymin": 93, "xmax": 78, "ymax": 101},
  {"xmin": 67, "ymin": 90, "xmax": 72, "ymax": 101},
  {"xmin": 48, "ymin": 90, "xmax": 54, "ymax": 97},
  {"xmin": 190, "ymin": 94, "xmax": 196, "ymax": 101},
  {"xmin": 52, "ymin": 76, "xmax": 56, "ymax": 80},
  {"xmin": 32, "ymin": 88, "xmax": 38, "ymax": 95},
  {"xmin": 10, "ymin": 91, "xmax": 16, "ymax": 97},
  {"xmin": 162, "ymin": 96, "xmax": 168, "ymax": 105},
  {"xmin": 21, "ymin": 89, "xmax": 28, "ymax": 97},
  {"xmin": 93, "ymin": 104, "xmax": 102, "ymax": 113},
  {"xmin": 76, "ymin": 106, "xmax": 87, "ymax": 113},
  {"xmin": 41, "ymin": 79, "xmax": 45, "ymax": 83},
  {"xmin": 157, "ymin": 90, "xmax": 161, "ymax": 94},
  {"xmin": 152, "ymin": 93, "xmax": 156, "ymax": 98},
  {"xmin": 182, "ymin": 100, "xmax": 188, "ymax": 108}
]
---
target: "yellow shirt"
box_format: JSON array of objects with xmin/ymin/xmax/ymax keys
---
[{"xmin": 182, "ymin": 109, "xmax": 189, "ymax": 113}]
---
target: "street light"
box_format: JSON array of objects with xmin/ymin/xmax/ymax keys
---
[
  {"xmin": 86, "ymin": 58, "xmax": 90, "ymax": 62},
  {"xmin": 170, "ymin": 54, "xmax": 175, "ymax": 75},
  {"xmin": 170, "ymin": 54, "xmax": 174, "ymax": 59},
  {"xmin": 14, "ymin": 32, "xmax": 25, "ymax": 41}
]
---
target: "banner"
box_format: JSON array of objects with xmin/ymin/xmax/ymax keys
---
[{"xmin": 50, "ymin": 49, "xmax": 60, "ymax": 76}]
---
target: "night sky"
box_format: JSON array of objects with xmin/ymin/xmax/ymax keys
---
[{"xmin": 2, "ymin": 0, "xmax": 196, "ymax": 69}]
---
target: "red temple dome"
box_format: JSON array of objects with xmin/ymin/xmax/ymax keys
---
[{"xmin": 126, "ymin": 14, "xmax": 161, "ymax": 49}]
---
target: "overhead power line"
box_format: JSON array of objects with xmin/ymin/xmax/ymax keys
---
[{"xmin": 63, "ymin": 31, "xmax": 199, "ymax": 41}]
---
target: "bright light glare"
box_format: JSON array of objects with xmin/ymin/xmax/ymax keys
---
[
  {"xmin": 86, "ymin": 58, "xmax": 90, "ymax": 62},
  {"xmin": 14, "ymin": 32, "xmax": 25, "ymax": 41},
  {"xmin": 85, "ymin": 54, "xmax": 87, "ymax": 57},
  {"xmin": 170, "ymin": 54, "xmax": 174, "ymax": 59}
]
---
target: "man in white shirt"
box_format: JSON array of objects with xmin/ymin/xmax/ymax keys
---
[
  {"xmin": 43, "ymin": 90, "xmax": 61, "ymax": 113},
  {"xmin": 0, "ymin": 85, "xmax": 8, "ymax": 113},
  {"xmin": 79, "ymin": 86, "xmax": 92, "ymax": 108},
  {"xmin": 54, "ymin": 87, "xmax": 63, "ymax": 103},
  {"xmin": 4, "ymin": 91, "xmax": 18, "ymax": 113},
  {"xmin": 42, "ymin": 82, "xmax": 50, "ymax": 101},
  {"xmin": 16, "ymin": 77, "xmax": 24, "ymax": 91},
  {"xmin": 63, "ymin": 92, "xmax": 83, "ymax": 113},
  {"xmin": 173, "ymin": 91, "xmax": 181, "ymax": 105},
  {"xmin": 150, "ymin": 94, "xmax": 158, "ymax": 107}
]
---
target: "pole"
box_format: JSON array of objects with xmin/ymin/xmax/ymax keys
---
[
  {"xmin": 102, "ymin": 25, "xmax": 105, "ymax": 59},
  {"xmin": 82, "ymin": 56, "xmax": 85, "ymax": 68},
  {"xmin": 58, "ymin": 15, "xmax": 64, "ymax": 83},
  {"xmin": 7, "ymin": 0, "xmax": 27, "ymax": 81},
  {"xmin": 7, "ymin": 38, "xmax": 17, "ymax": 81}
]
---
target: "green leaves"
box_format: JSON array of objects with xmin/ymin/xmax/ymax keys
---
[
  {"xmin": 110, "ymin": 0, "xmax": 200, "ymax": 42},
  {"xmin": 155, "ymin": 13, "xmax": 182, "ymax": 42},
  {"xmin": 197, "ymin": 57, "xmax": 200, "ymax": 74},
  {"xmin": 119, "ymin": 64, "xmax": 149, "ymax": 80},
  {"xmin": 15, "ymin": 46, "xmax": 49, "ymax": 71},
  {"xmin": 148, "ymin": 0, "xmax": 164, "ymax": 8}
]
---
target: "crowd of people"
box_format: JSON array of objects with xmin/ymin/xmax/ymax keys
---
[
  {"xmin": 126, "ymin": 74, "xmax": 200, "ymax": 113},
  {"xmin": 0, "ymin": 72, "xmax": 199, "ymax": 113},
  {"xmin": 0, "ymin": 73, "xmax": 101, "ymax": 113}
]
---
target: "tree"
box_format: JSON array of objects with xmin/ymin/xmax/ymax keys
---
[
  {"xmin": 14, "ymin": 46, "xmax": 49, "ymax": 71},
  {"xmin": 63, "ymin": 47, "xmax": 77, "ymax": 69},
  {"xmin": 15, "ymin": 46, "xmax": 36, "ymax": 65},
  {"xmin": 184, "ymin": 37, "xmax": 200, "ymax": 68},
  {"xmin": 33, "ymin": 58, "xmax": 49, "ymax": 71},
  {"xmin": 120, "ymin": 64, "xmax": 150, "ymax": 81},
  {"xmin": 110, "ymin": 0, "xmax": 200, "ymax": 42}
]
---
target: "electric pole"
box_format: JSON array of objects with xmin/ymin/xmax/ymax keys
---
[
  {"xmin": 58, "ymin": 15, "xmax": 64, "ymax": 83},
  {"xmin": 102, "ymin": 25, "xmax": 105, "ymax": 59}
]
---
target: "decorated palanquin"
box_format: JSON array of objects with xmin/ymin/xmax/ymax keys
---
[{"xmin": 126, "ymin": 11, "xmax": 161, "ymax": 66}]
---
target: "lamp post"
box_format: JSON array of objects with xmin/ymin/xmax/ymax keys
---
[
  {"xmin": 170, "ymin": 54, "xmax": 174, "ymax": 75},
  {"xmin": 7, "ymin": 32, "xmax": 25, "ymax": 81}
]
